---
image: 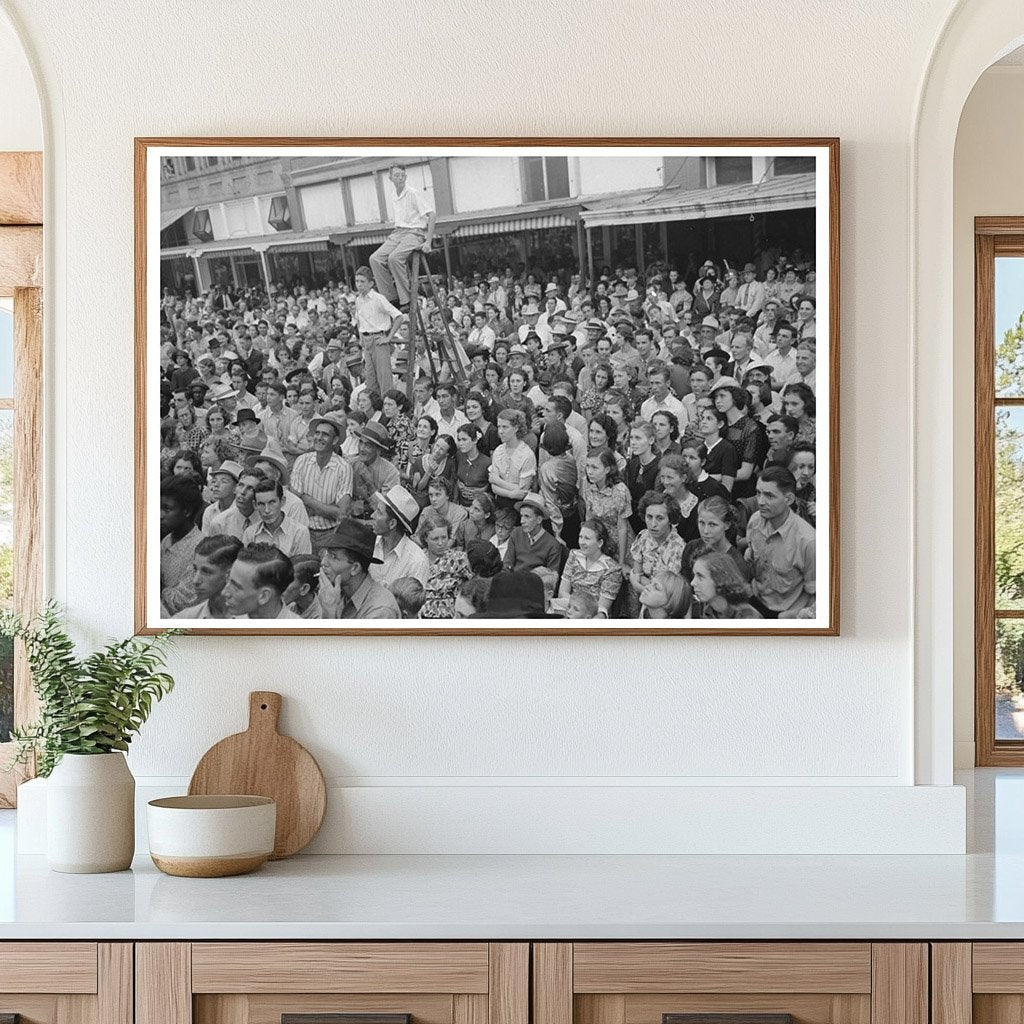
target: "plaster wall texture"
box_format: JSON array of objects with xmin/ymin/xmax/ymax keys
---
[{"xmin": 0, "ymin": 0, "xmax": 996, "ymax": 852}]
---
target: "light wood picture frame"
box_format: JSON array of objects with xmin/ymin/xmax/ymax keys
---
[{"xmin": 136, "ymin": 137, "xmax": 839, "ymax": 635}]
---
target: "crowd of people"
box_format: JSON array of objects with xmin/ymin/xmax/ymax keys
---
[{"xmin": 157, "ymin": 243, "xmax": 820, "ymax": 622}]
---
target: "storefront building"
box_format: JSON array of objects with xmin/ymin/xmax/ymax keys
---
[{"xmin": 158, "ymin": 153, "xmax": 817, "ymax": 293}]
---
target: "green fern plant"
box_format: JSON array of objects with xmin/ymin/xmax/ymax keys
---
[{"xmin": 0, "ymin": 602, "xmax": 180, "ymax": 777}]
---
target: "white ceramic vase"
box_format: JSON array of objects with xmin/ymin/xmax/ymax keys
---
[{"xmin": 46, "ymin": 752, "xmax": 135, "ymax": 873}]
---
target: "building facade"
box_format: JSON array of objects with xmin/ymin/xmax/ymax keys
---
[{"xmin": 159, "ymin": 152, "xmax": 817, "ymax": 294}]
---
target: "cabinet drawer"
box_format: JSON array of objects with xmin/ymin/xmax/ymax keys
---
[
  {"xmin": 139, "ymin": 943, "xmax": 528, "ymax": 1024},
  {"xmin": 533, "ymin": 943, "xmax": 925, "ymax": 1024},
  {"xmin": 0, "ymin": 942, "xmax": 99, "ymax": 993},
  {"xmin": 191, "ymin": 943, "xmax": 491, "ymax": 993},
  {"xmin": 572, "ymin": 944, "xmax": 872, "ymax": 994}
]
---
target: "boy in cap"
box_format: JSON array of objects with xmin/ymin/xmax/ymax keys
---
[
  {"xmin": 502, "ymin": 492, "xmax": 562, "ymax": 574},
  {"xmin": 200, "ymin": 459, "xmax": 243, "ymax": 535}
]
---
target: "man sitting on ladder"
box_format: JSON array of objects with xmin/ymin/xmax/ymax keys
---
[{"xmin": 369, "ymin": 163, "xmax": 436, "ymax": 314}]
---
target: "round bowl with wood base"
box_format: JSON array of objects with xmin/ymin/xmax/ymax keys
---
[{"xmin": 147, "ymin": 795, "xmax": 276, "ymax": 878}]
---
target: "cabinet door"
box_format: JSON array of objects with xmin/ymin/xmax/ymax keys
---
[
  {"xmin": 948, "ymin": 942, "xmax": 1024, "ymax": 1024},
  {"xmin": 533, "ymin": 944, "xmax": 928, "ymax": 1024},
  {"xmin": 137, "ymin": 943, "xmax": 528, "ymax": 1024},
  {"xmin": 0, "ymin": 943, "xmax": 131, "ymax": 1024}
]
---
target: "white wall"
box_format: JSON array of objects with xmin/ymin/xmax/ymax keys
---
[
  {"xmin": 0, "ymin": 0, "xmax": 975, "ymax": 853},
  {"xmin": 0, "ymin": 6, "xmax": 40, "ymax": 151},
  {"xmin": 450, "ymin": 157, "xmax": 519, "ymax": 212},
  {"xmin": 952, "ymin": 65, "xmax": 1024, "ymax": 767},
  {"xmin": 578, "ymin": 156, "xmax": 663, "ymax": 195}
]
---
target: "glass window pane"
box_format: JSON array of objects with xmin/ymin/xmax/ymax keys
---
[
  {"xmin": 522, "ymin": 157, "xmax": 545, "ymax": 203},
  {"xmin": 997, "ymin": 620, "xmax": 1024, "ymax": 740},
  {"xmin": 0, "ymin": 409, "xmax": 11, "ymax": 743},
  {"xmin": 995, "ymin": 256, "xmax": 1024, "ymax": 397},
  {"xmin": 0, "ymin": 307, "xmax": 13, "ymax": 397},
  {"xmin": 544, "ymin": 157, "xmax": 570, "ymax": 199},
  {"xmin": 714, "ymin": 157, "xmax": 752, "ymax": 185},
  {"xmin": 997, "ymin": 407, "xmax": 1024, "ymax": 610},
  {"xmin": 774, "ymin": 156, "xmax": 816, "ymax": 176}
]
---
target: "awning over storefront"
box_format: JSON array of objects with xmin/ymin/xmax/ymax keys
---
[
  {"xmin": 267, "ymin": 238, "xmax": 329, "ymax": 253},
  {"xmin": 160, "ymin": 206, "xmax": 195, "ymax": 231},
  {"xmin": 452, "ymin": 212, "xmax": 575, "ymax": 238},
  {"xmin": 580, "ymin": 173, "xmax": 816, "ymax": 228},
  {"xmin": 197, "ymin": 248, "xmax": 254, "ymax": 260}
]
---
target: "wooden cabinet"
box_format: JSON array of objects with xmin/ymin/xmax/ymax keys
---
[
  {"xmin": 0, "ymin": 938, "xmax": 949, "ymax": 1024},
  {"xmin": 932, "ymin": 943, "xmax": 1022, "ymax": 1024},
  {"xmin": 532, "ymin": 943, "xmax": 928, "ymax": 1024},
  {"xmin": 0, "ymin": 943, "xmax": 132, "ymax": 1024},
  {"xmin": 136, "ymin": 944, "xmax": 528, "ymax": 1024}
]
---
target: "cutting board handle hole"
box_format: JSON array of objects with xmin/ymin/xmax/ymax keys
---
[{"xmin": 260, "ymin": 703, "xmax": 268, "ymax": 710}]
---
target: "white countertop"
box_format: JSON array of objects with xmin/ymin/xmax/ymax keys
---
[
  {"xmin": 1, "ymin": 768, "xmax": 1022, "ymax": 941},
  {"xmin": 0, "ymin": 849, "xmax": 1022, "ymax": 940}
]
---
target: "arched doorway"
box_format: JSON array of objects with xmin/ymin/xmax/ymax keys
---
[{"xmin": 913, "ymin": 2, "xmax": 1024, "ymax": 784}]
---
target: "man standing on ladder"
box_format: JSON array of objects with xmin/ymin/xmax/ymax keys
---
[
  {"xmin": 354, "ymin": 265, "xmax": 403, "ymax": 398},
  {"xmin": 369, "ymin": 163, "xmax": 436, "ymax": 314}
]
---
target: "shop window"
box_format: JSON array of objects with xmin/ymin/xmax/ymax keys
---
[
  {"xmin": 521, "ymin": 157, "xmax": 571, "ymax": 202},
  {"xmin": 160, "ymin": 158, "xmax": 176, "ymax": 179},
  {"xmin": 267, "ymin": 195, "xmax": 292, "ymax": 232},
  {"xmin": 184, "ymin": 156, "xmax": 196, "ymax": 172}
]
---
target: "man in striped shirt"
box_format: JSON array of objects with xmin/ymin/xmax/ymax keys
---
[{"xmin": 289, "ymin": 415, "xmax": 353, "ymax": 555}]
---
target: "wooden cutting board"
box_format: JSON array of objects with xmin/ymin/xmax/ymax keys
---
[{"xmin": 188, "ymin": 691, "xmax": 326, "ymax": 859}]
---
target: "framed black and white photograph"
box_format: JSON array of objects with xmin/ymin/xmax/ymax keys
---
[{"xmin": 136, "ymin": 137, "xmax": 838, "ymax": 635}]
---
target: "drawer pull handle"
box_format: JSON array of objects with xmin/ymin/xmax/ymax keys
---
[
  {"xmin": 283, "ymin": 1016, "xmax": 412, "ymax": 1024},
  {"xmin": 664, "ymin": 1016, "xmax": 795, "ymax": 1024}
]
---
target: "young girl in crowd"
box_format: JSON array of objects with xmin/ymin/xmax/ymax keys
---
[
  {"xmin": 638, "ymin": 571, "xmax": 693, "ymax": 619},
  {"xmin": 682, "ymin": 495, "xmax": 752, "ymax": 581},
  {"xmin": 691, "ymin": 552, "xmax": 762, "ymax": 619},
  {"xmin": 556, "ymin": 519, "xmax": 623, "ymax": 620},
  {"xmin": 580, "ymin": 447, "xmax": 632, "ymax": 567}
]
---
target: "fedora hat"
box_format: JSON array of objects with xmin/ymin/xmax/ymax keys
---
[
  {"xmin": 374, "ymin": 485, "xmax": 420, "ymax": 535},
  {"xmin": 309, "ymin": 413, "xmax": 345, "ymax": 437},
  {"xmin": 700, "ymin": 315, "xmax": 721, "ymax": 330},
  {"xmin": 210, "ymin": 459, "xmax": 243, "ymax": 482},
  {"xmin": 469, "ymin": 570, "xmax": 558, "ymax": 619},
  {"xmin": 515, "ymin": 492, "xmax": 547, "ymax": 517},
  {"xmin": 234, "ymin": 408, "xmax": 258, "ymax": 426},
  {"xmin": 255, "ymin": 444, "xmax": 288, "ymax": 475},
  {"xmin": 318, "ymin": 518, "xmax": 383, "ymax": 563},
  {"xmin": 209, "ymin": 382, "xmax": 236, "ymax": 402},
  {"xmin": 353, "ymin": 420, "xmax": 393, "ymax": 452}
]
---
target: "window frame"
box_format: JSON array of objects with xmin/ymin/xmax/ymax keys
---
[
  {"xmin": 975, "ymin": 218, "xmax": 1024, "ymax": 765},
  {"xmin": 0, "ymin": 151, "xmax": 44, "ymax": 806},
  {"xmin": 519, "ymin": 155, "xmax": 570, "ymax": 203}
]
